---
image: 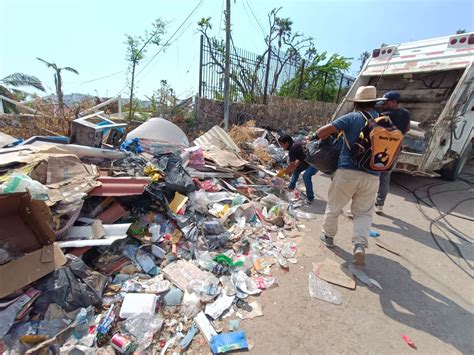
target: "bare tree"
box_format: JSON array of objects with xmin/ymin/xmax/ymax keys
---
[{"xmin": 37, "ymin": 58, "xmax": 79, "ymax": 113}]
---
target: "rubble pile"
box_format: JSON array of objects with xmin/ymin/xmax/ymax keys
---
[{"xmin": 0, "ymin": 116, "xmax": 313, "ymax": 354}]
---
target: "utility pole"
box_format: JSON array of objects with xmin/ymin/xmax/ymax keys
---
[
  {"xmin": 223, "ymin": 0, "xmax": 231, "ymax": 130},
  {"xmin": 263, "ymin": 36, "xmax": 272, "ymax": 105}
]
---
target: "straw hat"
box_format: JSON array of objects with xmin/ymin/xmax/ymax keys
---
[{"xmin": 348, "ymin": 86, "xmax": 386, "ymax": 102}]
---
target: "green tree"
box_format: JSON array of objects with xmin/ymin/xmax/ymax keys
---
[
  {"xmin": 36, "ymin": 58, "xmax": 79, "ymax": 114},
  {"xmin": 124, "ymin": 18, "xmax": 166, "ymax": 120},
  {"xmin": 145, "ymin": 79, "xmax": 177, "ymax": 117},
  {"xmin": 278, "ymin": 52, "xmax": 351, "ymax": 102},
  {"xmin": 456, "ymin": 29, "xmax": 467, "ymax": 34},
  {"xmin": 0, "ymin": 73, "xmax": 45, "ymax": 113}
]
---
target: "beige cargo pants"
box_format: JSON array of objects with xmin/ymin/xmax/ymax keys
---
[{"xmin": 322, "ymin": 168, "xmax": 379, "ymax": 247}]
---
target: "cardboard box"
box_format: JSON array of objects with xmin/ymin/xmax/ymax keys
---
[{"xmin": 0, "ymin": 193, "xmax": 67, "ymax": 298}]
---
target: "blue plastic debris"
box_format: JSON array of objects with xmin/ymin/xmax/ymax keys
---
[
  {"xmin": 180, "ymin": 323, "xmax": 198, "ymax": 349},
  {"xmin": 370, "ymin": 230, "xmax": 380, "ymax": 238},
  {"xmin": 120, "ymin": 138, "xmax": 144, "ymax": 153},
  {"xmin": 210, "ymin": 331, "xmax": 248, "ymax": 354}
]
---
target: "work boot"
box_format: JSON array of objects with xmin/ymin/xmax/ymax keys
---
[
  {"xmin": 353, "ymin": 244, "xmax": 366, "ymax": 267},
  {"xmin": 375, "ymin": 205, "xmax": 384, "ymax": 215},
  {"xmin": 320, "ymin": 232, "xmax": 334, "ymax": 248}
]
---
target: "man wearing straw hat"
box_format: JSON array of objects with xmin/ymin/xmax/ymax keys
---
[{"xmin": 315, "ymin": 86, "xmax": 386, "ymax": 266}]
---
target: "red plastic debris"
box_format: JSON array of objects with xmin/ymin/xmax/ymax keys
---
[{"xmin": 402, "ymin": 334, "xmax": 417, "ymax": 349}]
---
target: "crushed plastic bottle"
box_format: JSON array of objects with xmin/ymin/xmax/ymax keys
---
[{"xmin": 308, "ymin": 272, "xmax": 342, "ymax": 305}]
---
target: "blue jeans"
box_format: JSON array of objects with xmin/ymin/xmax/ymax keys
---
[{"xmin": 289, "ymin": 165, "xmax": 318, "ymax": 201}]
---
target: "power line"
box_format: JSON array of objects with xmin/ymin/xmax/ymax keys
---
[
  {"xmin": 113, "ymin": 0, "xmax": 204, "ymax": 97},
  {"xmin": 134, "ymin": 0, "xmax": 204, "ymax": 80},
  {"xmin": 218, "ymin": 0, "xmax": 225, "ymax": 41},
  {"xmin": 80, "ymin": 70, "xmax": 126, "ymax": 84},
  {"xmin": 244, "ymin": 0, "xmax": 265, "ymax": 35}
]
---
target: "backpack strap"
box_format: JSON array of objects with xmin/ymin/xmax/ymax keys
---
[{"xmin": 358, "ymin": 110, "xmax": 375, "ymax": 123}]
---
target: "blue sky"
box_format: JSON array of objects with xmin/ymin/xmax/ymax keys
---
[{"xmin": 0, "ymin": 0, "xmax": 472, "ymax": 99}]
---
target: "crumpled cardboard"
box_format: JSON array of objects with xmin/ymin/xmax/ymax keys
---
[{"xmin": 0, "ymin": 193, "xmax": 67, "ymax": 298}]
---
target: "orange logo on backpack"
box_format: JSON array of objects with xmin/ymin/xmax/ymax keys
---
[{"xmin": 369, "ymin": 125, "xmax": 403, "ymax": 171}]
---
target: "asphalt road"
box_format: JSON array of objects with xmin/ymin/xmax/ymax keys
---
[{"xmin": 240, "ymin": 161, "xmax": 474, "ymax": 354}]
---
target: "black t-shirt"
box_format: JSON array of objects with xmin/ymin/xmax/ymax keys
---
[
  {"xmin": 383, "ymin": 108, "xmax": 411, "ymax": 134},
  {"xmin": 289, "ymin": 141, "xmax": 309, "ymax": 170}
]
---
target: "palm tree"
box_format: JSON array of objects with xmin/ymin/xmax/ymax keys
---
[
  {"xmin": 359, "ymin": 51, "xmax": 370, "ymax": 72},
  {"xmin": 0, "ymin": 73, "xmax": 45, "ymax": 113},
  {"xmin": 37, "ymin": 58, "xmax": 79, "ymax": 113}
]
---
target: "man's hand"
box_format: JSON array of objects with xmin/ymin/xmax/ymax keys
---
[{"xmin": 276, "ymin": 169, "xmax": 286, "ymax": 178}]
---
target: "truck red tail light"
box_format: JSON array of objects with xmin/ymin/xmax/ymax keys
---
[
  {"xmin": 372, "ymin": 49, "xmax": 380, "ymax": 58},
  {"xmin": 469, "ymin": 34, "xmax": 474, "ymax": 45}
]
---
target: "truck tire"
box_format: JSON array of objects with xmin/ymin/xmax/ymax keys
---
[{"xmin": 440, "ymin": 142, "xmax": 472, "ymax": 181}]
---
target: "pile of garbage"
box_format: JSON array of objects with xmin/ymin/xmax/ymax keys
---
[{"xmin": 0, "ymin": 116, "xmax": 314, "ymax": 354}]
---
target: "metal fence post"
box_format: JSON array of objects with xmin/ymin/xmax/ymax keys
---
[
  {"xmin": 297, "ymin": 59, "xmax": 306, "ymax": 98},
  {"xmin": 198, "ymin": 35, "xmax": 204, "ymax": 98},
  {"xmin": 320, "ymin": 72, "xmax": 328, "ymax": 101},
  {"xmin": 335, "ymin": 74, "xmax": 344, "ymax": 103}
]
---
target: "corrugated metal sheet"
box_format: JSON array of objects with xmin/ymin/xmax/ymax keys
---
[
  {"xmin": 193, "ymin": 126, "xmax": 240, "ymax": 153},
  {"xmin": 89, "ymin": 176, "xmax": 150, "ymax": 197}
]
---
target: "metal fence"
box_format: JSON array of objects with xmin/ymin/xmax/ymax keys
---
[{"xmin": 198, "ymin": 35, "xmax": 355, "ymax": 104}]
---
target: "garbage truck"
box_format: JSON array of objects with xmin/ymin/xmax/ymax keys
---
[{"xmin": 334, "ymin": 32, "xmax": 474, "ymax": 180}]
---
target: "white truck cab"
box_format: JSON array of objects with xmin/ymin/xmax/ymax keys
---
[{"xmin": 334, "ymin": 32, "xmax": 474, "ymax": 180}]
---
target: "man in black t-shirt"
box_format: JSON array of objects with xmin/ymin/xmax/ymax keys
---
[
  {"xmin": 278, "ymin": 135, "xmax": 318, "ymax": 204},
  {"xmin": 375, "ymin": 91, "xmax": 411, "ymax": 214}
]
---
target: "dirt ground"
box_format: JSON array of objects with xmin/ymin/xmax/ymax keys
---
[{"xmin": 239, "ymin": 162, "xmax": 474, "ymax": 354}]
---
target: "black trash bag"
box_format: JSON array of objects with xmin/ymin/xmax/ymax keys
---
[
  {"xmin": 153, "ymin": 153, "xmax": 196, "ymax": 195},
  {"xmin": 164, "ymin": 154, "xmax": 196, "ymax": 195},
  {"xmin": 34, "ymin": 255, "xmax": 108, "ymax": 313},
  {"xmin": 304, "ymin": 135, "xmax": 343, "ymax": 174}
]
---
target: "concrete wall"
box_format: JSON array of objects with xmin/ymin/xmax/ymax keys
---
[
  {"xmin": 194, "ymin": 96, "xmax": 338, "ymax": 135},
  {"xmin": 0, "ymin": 96, "xmax": 339, "ymax": 141}
]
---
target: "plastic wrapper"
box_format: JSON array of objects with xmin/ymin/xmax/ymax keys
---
[
  {"xmin": 231, "ymin": 271, "xmax": 261, "ymax": 297},
  {"xmin": 210, "ymin": 331, "xmax": 248, "ymax": 353},
  {"xmin": 34, "ymin": 255, "xmax": 108, "ymax": 313},
  {"xmin": 2, "ymin": 173, "xmax": 49, "ymax": 200},
  {"xmin": 304, "ymin": 136, "xmax": 343, "ymax": 174},
  {"xmin": 308, "ymin": 272, "xmax": 342, "ymax": 305},
  {"xmin": 187, "ymin": 279, "xmax": 221, "ymax": 302},
  {"xmin": 124, "ymin": 314, "xmax": 163, "ymax": 352},
  {"xmin": 203, "ymin": 220, "xmax": 227, "ymax": 235},
  {"xmin": 280, "ymin": 241, "xmax": 297, "ymax": 259},
  {"xmin": 181, "ymin": 292, "xmax": 201, "ymax": 319}
]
